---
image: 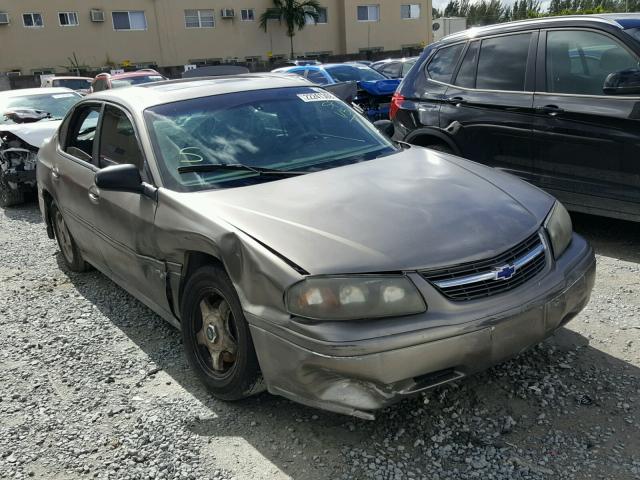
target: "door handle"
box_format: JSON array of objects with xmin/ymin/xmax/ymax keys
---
[
  {"xmin": 446, "ymin": 96, "xmax": 466, "ymax": 106},
  {"xmin": 537, "ymin": 104, "xmax": 564, "ymax": 116},
  {"xmin": 51, "ymin": 167, "xmax": 60, "ymax": 180},
  {"xmin": 88, "ymin": 187, "xmax": 100, "ymax": 204}
]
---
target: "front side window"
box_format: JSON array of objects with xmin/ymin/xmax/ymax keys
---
[
  {"xmin": 112, "ymin": 11, "xmax": 147, "ymax": 31},
  {"xmin": 99, "ymin": 106, "xmax": 144, "ymax": 169},
  {"xmin": 546, "ymin": 29, "xmax": 640, "ymax": 95},
  {"xmin": 0, "ymin": 92, "xmax": 80, "ymax": 125},
  {"xmin": 476, "ymin": 33, "xmax": 531, "ymax": 91},
  {"xmin": 185, "ymin": 9, "xmax": 215, "ymax": 28},
  {"xmin": 306, "ymin": 69, "xmax": 329, "ymax": 84},
  {"xmin": 241, "ymin": 9, "xmax": 255, "ymax": 21},
  {"xmin": 401, "ymin": 4, "xmax": 421, "ymax": 19},
  {"xmin": 66, "ymin": 106, "xmax": 101, "ymax": 162},
  {"xmin": 454, "ymin": 41, "xmax": 479, "ymax": 88},
  {"xmin": 427, "ymin": 43, "xmax": 464, "ymax": 83},
  {"xmin": 23, "ymin": 13, "xmax": 43, "ymax": 27},
  {"xmin": 306, "ymin": 7, "xmax": 328, "ymax": 24},
  {"xmin": 325, "ymin": 65, "xmax": 386, "ymax": 82},
  {"xmin": 58, "ymin": 12, "xmax": 78, "ymax": 26},
  {"xmin": 357, "ymin": 5, "xmax": 380, "ymax": 22},
  {"xmin": 144, "ymin": 87, "xmax": 396, "ymax": 192}
]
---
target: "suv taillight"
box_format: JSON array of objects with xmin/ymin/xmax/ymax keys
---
[{"xmin": 389, "ymin": 93, "xmax": 405, "ymax": 120}]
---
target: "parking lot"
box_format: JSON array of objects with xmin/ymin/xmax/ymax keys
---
[{"xmin": 0, "ymin": 202, "xmax": 638, "ymax": 480}]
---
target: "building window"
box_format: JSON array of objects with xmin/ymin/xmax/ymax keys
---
[
  {"xmin": 58, "ymin": 12, "xmax": 78, "ymax": 26},
  {"xmin": 241, "ymin": 9, "xmax": 255, "ymax": 21},
  {"xmin": 112, "ymin": 11, "xmax": 147, "ymax": 31},
  {"xmin": 306, "ymin": 7, "xmax": 328, "ymax": 24},
  {"xmin": 357, "ymin": 5, "xmax": 379, "ymax": 22},
  {"xmin": 23, "ymin": 13, "xmax": 44, "ymax": 28},
  {"xmin": 401, "ymin": 4, "xmax": 421, "ymax": 19},
  {"xmin": 185, "ymin": 9, "xmax": 215, "ymax": 28}
]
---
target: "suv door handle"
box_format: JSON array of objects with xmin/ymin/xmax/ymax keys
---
[
  {"xmin": 446, "ymin": 96, "xmax": 466, "ymax": 106},
  {"xmin": 51, "ymin": 167, "xmax": 61, "ymax": 180},
  {"xmin": 88, "ymin": 186, "xmax": 100, "ymax": 204},
  {"xmin": 536, "ymin": 104, "xmax": 564, "ymax": 116}
]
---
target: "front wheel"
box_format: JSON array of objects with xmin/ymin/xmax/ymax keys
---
[{"xmin": 181, "ymin": 264, "xmax": 263, "ymax": 400}]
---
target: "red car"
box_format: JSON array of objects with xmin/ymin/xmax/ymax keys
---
[{"xmin": 91, "ymin": 69, "xmax": 166, "ymax": 92}]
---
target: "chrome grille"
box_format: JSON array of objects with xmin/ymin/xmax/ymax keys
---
[{"xmin": 421, "ymin": 231, "xmax": 547, "ymax": 301}]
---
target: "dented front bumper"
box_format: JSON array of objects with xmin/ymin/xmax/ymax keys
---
[{"xmin": 248, "ymin": 234, "xmax": 596, "ymax": 419}]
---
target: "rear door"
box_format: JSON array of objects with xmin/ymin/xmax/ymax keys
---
[
  {"xmin": 53, "ymin": 102, "xmax": 109, "ymax": 270},
  {"xmin": 92, "ymin": 103, "xmax": 171, "ymax": 314},
  {"xmin": 532, "ymin": 28, "xmax": 640, "ymax": 218},
  {"xmin": 440, "ymin": 31, "xmax": 537, "ymax": 177}
]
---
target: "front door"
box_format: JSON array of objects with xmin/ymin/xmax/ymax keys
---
[
  {"xmin": 92, "ymin": 103, "xmax": 171, "ymax": 315},
  {"xmin": 532, "ymin": 28, "xmax": 640, "ymax": 219},
  {"xmin": 439, "ymin": 32, "xmax": 537, "ymax": 179}
]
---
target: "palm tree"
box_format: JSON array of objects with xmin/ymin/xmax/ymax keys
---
[{"xmin": 259, "ymin": 0, "xmax": 322, "ymax": 60}]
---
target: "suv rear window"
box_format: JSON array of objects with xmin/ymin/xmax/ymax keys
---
[
  {"xmin": 427, "ymin": 43, "xmax": 464, "ymax": 83},
  {"xmin": 476, "ymin": 33, "xmax": 531, "ymax": 91}
]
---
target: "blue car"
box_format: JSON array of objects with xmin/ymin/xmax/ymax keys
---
[{"xmin": 273, "ymin": 63, "xmax": 401, "ymax": 121}]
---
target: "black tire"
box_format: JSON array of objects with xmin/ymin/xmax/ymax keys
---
[
  {"xmin": 50, "ymin": 203, "xmax": 89, "ymax": 272},
  {"xmin": 426, "ymin": 143, "xmax": 454, "ymax": 154},
  {"xmin": 181, "ymin": 264, "xmax": 263, "ymax": 401},
  {"xmin": 0, "ymin": 174, "xmax": 25, "ymax": 208}
]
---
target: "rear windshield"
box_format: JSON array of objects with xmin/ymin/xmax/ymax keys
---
[
  {"xmin": 53, "ymin": 78, "xmax": 92, "ymax": 90},
  {"xmin": 0, "ymin": 92, "xmax": 80, "ymax": 125},
  {"xmin": 325, "ymin": 65, "xmax": 387, "ymax": 82},
  {"xmin": 111, "ymin": 75, "xmax": 164, "ymax": 89},
  {"xmin": 144, "ymin": 87, "xmax": 396, "ymax": 192}
]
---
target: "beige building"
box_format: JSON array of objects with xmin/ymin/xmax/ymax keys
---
[{"xmin": 0, "ymin": 1, "xmax": 432, "ymax": 74}]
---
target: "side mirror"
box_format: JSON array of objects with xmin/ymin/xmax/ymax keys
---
[
  {"xmin": 373, "ymin": 119, "xmax": 395, "ymax": 138},
  {"xmin": 603, "ymin": 68, "xmax": 640, "ymax": 95},
  {"xmin": 95, "ymin": 164, "xmax": 143, "ymax": 193}
]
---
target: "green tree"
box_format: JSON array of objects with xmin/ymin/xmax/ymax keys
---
[{"xmin": 259, "ymin": 0, "xmax": 322, "ymax": 59}]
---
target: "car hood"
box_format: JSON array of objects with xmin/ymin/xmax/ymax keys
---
[
  {"xmin": 358, "ymin": 79, "xmax": 401, "ymax": 96},
  {"xmin": 0, "ymin": 120, "xmax": 62, "ymax": 148},
  {"xmin": 185, "ymin": 148, "xmax": 555, "ymax": 275}
]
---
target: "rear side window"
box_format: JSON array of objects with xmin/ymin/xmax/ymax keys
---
[
  {"xmin": 66, "ymin": 106, "xmax": 100, "ymax": 163},
  {"xmin": 427, "ymin": 43, "xmax": 464, "ymax": 83},
  {"xmin": 476, "ymin": 33, "xmax": 531, "ymax": 91},
  {"xmin": 306, "ymin": 69, "xmax": 328, "ymax": 84},
  {"xmin": 99, "ymin": 106, "xmax": 144, "ymax": 169},
  {"xmin": 455, "ymin": 41, "xmax": 480, "ymax": 88},
  {"xmin": 381, "ymin": 62, "xmax": 402, "ymax": 78}
]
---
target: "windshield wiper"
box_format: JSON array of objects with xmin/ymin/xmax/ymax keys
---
[{"xmin": 177, "ymin": 163, "xmax": 307, "ymax": 176}]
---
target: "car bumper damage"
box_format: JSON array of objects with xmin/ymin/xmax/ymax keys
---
[
  {"xmin": 248, "ymin": 234, "xmax": 596, "ymax": 419},
  {"xmin": 0, "ymin": 130, "xmax": 38, "ymax": 193}
]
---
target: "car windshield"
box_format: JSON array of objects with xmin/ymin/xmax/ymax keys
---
[
  {"xmin": 53, "ymin": 78, "xmax": 92, "ymax": 90},
  {"xmin": 111, "ymin": 75, "xmax": 165, "ymax": 89},
  {"xmin": 145, "ymin": 87, "xmax": 396, "ymax": 192},
  {"xmin": 0, "ymin": 92, "xmax": 80, "ymax": 125},
  {"xmin": 325, "ymin": 65, "xmax": 388, "ymax": 82}
]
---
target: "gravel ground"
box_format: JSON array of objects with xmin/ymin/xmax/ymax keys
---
[{"xmin": 0, "ymin": 203, "xmax": 638, "ymax": 480}]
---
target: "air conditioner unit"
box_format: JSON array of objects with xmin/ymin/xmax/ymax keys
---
[
  {"xmin": 0, "ymin": 13, "xmax": 9, "ymax": 25},
  {"xmin": 90, "ymin": 9, "xmax": 105, "ymax": 22},
  {"xmin": 221, "ymin": 8, "xmax": 235, "ymax": 18},
  {"xmin": 6, "ymin": 71, "xmax": 21, "ymax": 77}
]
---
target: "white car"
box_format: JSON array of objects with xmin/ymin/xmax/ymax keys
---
[{"xmin": 0, "ymin": 88, "xmax": 81, "ymax": 206}]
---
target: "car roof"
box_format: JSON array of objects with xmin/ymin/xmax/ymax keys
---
[
  {"xmin": 95, "ymin": 70, "xmax": 161, "ymax": 80},
  {"xmin": 87, "ymin": 74, "xmax": 314, "ymax": 111},
  {"xmin": 441, "ymin": 13, "xmax": 640, "ymax": 44},
  {"xmin": 372, "ymin": 57, "xmax": 419, "ymax": 65},
  {"xmin": 0, "ymin": 87, "xmax": 77, "ymax": 99}
]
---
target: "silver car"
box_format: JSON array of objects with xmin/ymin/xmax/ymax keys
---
[{"xmin": 37, "ymin": 76, "xmax": 596, "ymax": 419}]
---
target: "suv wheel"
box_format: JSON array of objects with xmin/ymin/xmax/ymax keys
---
[{"xmin": 181, "ymin": 264, "xmax": 264, "ymax": 401}]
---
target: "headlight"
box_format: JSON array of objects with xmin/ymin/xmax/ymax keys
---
[
  {"xmin": 544, "ymin": 201, "xmax": 572, "ymax": 259},
  {"xmin": 286, "ymin": 276, "xmax": 427, "ymax": 321}
]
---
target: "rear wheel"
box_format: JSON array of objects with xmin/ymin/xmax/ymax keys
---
[
  {"xmin": 0, "ymin": 174, "xmax": 25, "ymax": 208},
  {"xmin": 51, "ymin": 204, "xmax": 89, "ymax": 272},
  {"xmin": 181, "ymin": 264, "xmax": 263, "ymax": 400}
]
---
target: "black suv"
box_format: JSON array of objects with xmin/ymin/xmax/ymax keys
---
[{"xmin": 391, "ymin": 14, "xmax": 640, "ymax": 222}]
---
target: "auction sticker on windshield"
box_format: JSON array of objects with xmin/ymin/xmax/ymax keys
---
[{"xmin": 297, "ymin": 89, "xmax": 338, "ymax": 102}]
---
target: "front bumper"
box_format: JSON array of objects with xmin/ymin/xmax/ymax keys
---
[
  {"xmin": 3, "ymin": 169, "xmax": 37, "ymax": 190},
  {"xmin": 248, "ymin": 234, "xmax": 596, "ymax": 419}
]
